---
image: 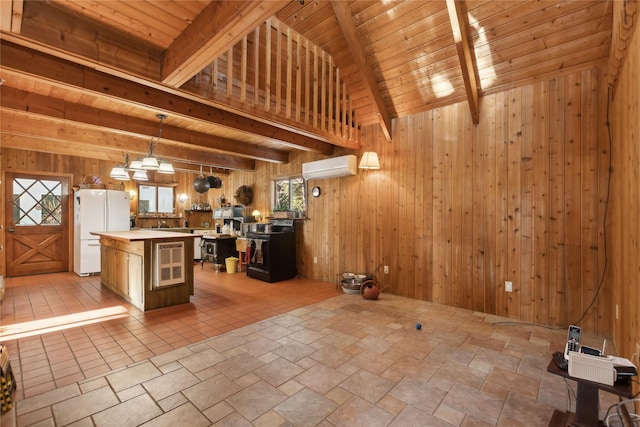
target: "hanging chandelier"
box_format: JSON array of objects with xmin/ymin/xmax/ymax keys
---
[{"xmin": 109, "ymin": 113, "xmax": 174, "ymax": 181}]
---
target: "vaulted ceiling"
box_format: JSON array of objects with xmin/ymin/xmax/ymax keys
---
[{"xmin": 0, "ymin": 1, "xmax": 613, "ymax": 172}]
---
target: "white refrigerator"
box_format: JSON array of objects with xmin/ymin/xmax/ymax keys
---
[{"xmin": 74, "ymin": 189, "xmax": 130, "ymax": 276}]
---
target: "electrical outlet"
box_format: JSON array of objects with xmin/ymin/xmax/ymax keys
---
[
  {"xmin": 384, "ymin": 265, "xmax": 389, "ymax": 274},
  {"xmin": 505, "ymin": 281, "xmax": 513, "ymax": 292},
  {"xmin": 314, "ymin": 256, "xmax": 318, "ymax": 264}
]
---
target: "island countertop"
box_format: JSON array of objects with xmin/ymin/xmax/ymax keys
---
[{"xmin": 91, "ymin": 230, "xmax": 197, "ymax": 241}]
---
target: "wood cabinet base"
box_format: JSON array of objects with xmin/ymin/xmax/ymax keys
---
[{"xmin": 98, "ymin": 233, "xmax": 195, "ymax": 311}]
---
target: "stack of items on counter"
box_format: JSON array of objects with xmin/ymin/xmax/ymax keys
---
[{"xmin": 1, "ymin": 345, "xmax": 16, "ymax": 413}]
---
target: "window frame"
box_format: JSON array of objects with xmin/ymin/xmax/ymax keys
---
[
  {"xmin": 272, "ymin": 176, "xmax": 306, "ymax": 214},
  {"xmin": 137, "ymin": 182, "xmax": 177, "ymax": 214}
]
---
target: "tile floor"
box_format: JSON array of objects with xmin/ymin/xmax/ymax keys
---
[{"xmin": 0, "ymin": 267, "xmax": 622, "ymax": 426}]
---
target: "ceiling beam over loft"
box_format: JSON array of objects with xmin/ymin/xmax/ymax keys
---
[
  {"xmin": 0, "ymin": 41, "xmax": 335, "ymax": 156},
  {"xmin": 446, "ymin": 0, "xmax": 480, "ymax": 125},
  {"xmin": 330, "ymin": 0, "xmax": 393, "ymax": 142},
  {"xmin": 0, "ymin": 111, "xmax": 256, "ymax": 171},
  {"xmin": 162, "ymin": 0, "xmax": 289, "ymax": 87},
  {"xmin": 0, "ymin": 86, "xmax": 289, "ymax": 164}
]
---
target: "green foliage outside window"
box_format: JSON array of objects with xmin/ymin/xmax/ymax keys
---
[{"xmin": 274, "ymin": 177, "xmax": 306, "ymax": 214}]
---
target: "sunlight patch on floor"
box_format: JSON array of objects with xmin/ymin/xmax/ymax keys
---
[{"xmin": 0, "ymin": 305, "xmax": 129, "ymax": 340}]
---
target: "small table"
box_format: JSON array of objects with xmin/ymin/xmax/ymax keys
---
[{"xmin": 547, "ymin": 359, "xmax": 632, "ymax": 426}]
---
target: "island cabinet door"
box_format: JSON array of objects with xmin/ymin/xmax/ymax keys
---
[
  {"xmin": 114, "ymin": 249, "xmax": 129, "ymax": 297},
  {"xmin": 101, "ymin": 246, "xmax": 129, "ymax": 297},
  {"xmin": 128, "ymin": 253, "xmax": 143, "ymax": 306},
  {"xmin": 103, "ymin": 247, "xmax": 128, "ymax": 296},
  {"xmin": 100, "ymin": 245, "xmax": 111, "ymax": 288}
]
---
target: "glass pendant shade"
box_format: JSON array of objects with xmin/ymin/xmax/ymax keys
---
[
  {"xmin": 358, "ymin": 151, "xmax": 380, "ymax": 170},
  {"xmin": 132, "ymin": 170, "xmax": 148, "ymax": 181},
  {"xmin": 129, "ymin": 160, "xmax": 144, "ymax": 171},
  {"xmin": 110, "ymin": 166, "xmax": 130, "ymax": 180},
  {"xmin": 141, "ymin": 156, "xmax": 160, "ymax": 170},
  {"xmin": 158, "ymin": 162, "xmax": 175, "ymax": 174}
]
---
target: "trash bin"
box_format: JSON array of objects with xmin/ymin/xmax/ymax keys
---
[{"xmin": 225, "ymin": 257, "xmax": 238, "ymax": 274}]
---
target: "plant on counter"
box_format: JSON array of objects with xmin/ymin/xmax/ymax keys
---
[
  {"xmin": 272, "ymin": 200, "xmax": 293, "ymax": 218},
  {"xmin": 234, "ymin": 185, "xmax": 253, "ymax": 206}
]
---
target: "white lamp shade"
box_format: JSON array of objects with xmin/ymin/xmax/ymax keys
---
[
  {"xmin": 129, "ymin": 160, "xmax": 144, "ymax": 171},
  {"xmin": 132, "ymin": 170, "xmax": 148, "ymax": 181},
  {"xmin": 359, "ymin": 151, "xmax": 380, "ymax": 170},
  {"xmin": 110, "ymin": 166, "xmax": 130, "ymax": 180},
  {"xmin": 141, "ymin": 156, "xmax": 160, "ymax": 170},
  {"xmin": 158, "ymin": 162, "xmax": 175, "ymax": 174}
]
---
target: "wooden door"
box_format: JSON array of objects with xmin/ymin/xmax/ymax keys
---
[{"xmin": 5, "ymin": 172, "xmax": 70, "ymax": 276}]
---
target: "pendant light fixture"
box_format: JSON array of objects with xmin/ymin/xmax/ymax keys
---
[
  {"xmin": 110, "ymin": 154, "xmax": 131, "ymax": 181},
  {"xmin": 109, "ymin": 166, "xmax": 129, "ymax": 181},
  {"xmin": 141, "ymin": 114, "xmax": 172, "ymax": 172},
  {"xmin": 157, "ymin": 161, "xmax": 175, "ymax": 174},
  {"xmin": 132, "ymin": 170, "xmax": 148, "ymax": 181},
  {"xmin": 129, "ymin": 159, "xmax": 144, "ymax": 171}
]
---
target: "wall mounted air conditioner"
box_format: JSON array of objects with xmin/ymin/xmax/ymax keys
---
[{"xmin": 302, "ymin": 155, "xmax": 357, "ymax": 180}]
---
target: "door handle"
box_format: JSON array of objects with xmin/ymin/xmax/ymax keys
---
[{"xmin": 7, "ymin": 227, "xmax": 14, "ymax": 232}]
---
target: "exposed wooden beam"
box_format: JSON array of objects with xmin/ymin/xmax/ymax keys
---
[
  {"xmin": 446, "ymin": 0, "xmax": 480, "ymax": 124},
  {"xmin": 330, "ymin": 0, "xmax": 393, "ymax": 142},
  {"xmin": 0, "ymin": 110, "xmax": 256, "ymax": 171},
  {"xmin": 0, "ymin": 41, "xmax": 334, "ymax": 155},
  {"xmin": 0, "ymin": 86, "xmax": 289, "ymax": 164},
  {"xmin": 162, "ymin": 0, "xmax": 288, "ymax": 87},
  {"xmin": 19, "ymin": 1, "xmax": 162, "ymax": 81}
]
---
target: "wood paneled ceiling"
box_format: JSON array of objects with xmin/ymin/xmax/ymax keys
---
[{"xmin": 0, "ymin": 0, "xmax": 612, "ymax": 171}]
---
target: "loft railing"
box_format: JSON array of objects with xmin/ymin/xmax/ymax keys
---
[{"xmin": 187, "ymin": 18, "xmax": 359, "ymax": 146}]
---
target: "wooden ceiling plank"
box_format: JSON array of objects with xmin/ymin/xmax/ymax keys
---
[
  {"xmin": 0, "ymin": 86, "xmax": 289, "ymax": 164},
  {"xmin": 446, "ymin": 0, "xmax": 480, "ymax": 125},
  {"xmin": 162, "ymin": 0, "xmax": 289, "ymax": 87},
  {"xmin": 330, "ymin": 0, "xmax": 393, "ymax": 141},
  {"xmin": 0, "ymin": 0, "xmax": 13, "ymax": 31},
  {"xmin": 1, "ymin": 0, "xmax": 23, "ymax": 33},
  {"xmin": 0, "ymin": 41, "xmax": 334, "ymax": 155}
]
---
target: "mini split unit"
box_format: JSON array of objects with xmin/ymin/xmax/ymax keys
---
[{"xmin": 302, "ymin": 155, "xmax": 357, "ymax": 180}]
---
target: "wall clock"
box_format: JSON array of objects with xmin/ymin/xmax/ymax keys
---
[{"xmin": 311, "ymin": 186, "xmax": 321, "ymax": 197}]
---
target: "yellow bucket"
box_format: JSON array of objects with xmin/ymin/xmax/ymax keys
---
[{"xmin": 225, "ymin": 257, "xmax": 239, "ymax": 274}]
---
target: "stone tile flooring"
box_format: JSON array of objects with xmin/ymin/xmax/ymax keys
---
[{"xmin": 1, "ymin": 270, "xmax": 621, "ymax": 426}]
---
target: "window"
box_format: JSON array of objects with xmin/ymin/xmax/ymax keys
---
[
  {"xmin": 12, "ymin": 178, "xmax": 63, "ymax": 225},
  {"xmin": 273, "ymin": 177, "xmax": 306, "ymax": 213},
  {"xmin": 138, "ymin": 183, "xmax": 176, "ymax": 214}
]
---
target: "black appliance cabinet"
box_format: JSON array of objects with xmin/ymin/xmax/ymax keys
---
[
  {"xmin": 201, "ymin": 236, "xmax": 237, "ymax": 269},
  {"xmin": 246, "ymin": 231, "xmax": 296, "ymax": 282}
]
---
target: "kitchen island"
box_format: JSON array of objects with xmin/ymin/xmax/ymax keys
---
[{"xmin": 92, "ymin": 230, "xmax": 197, "ymax": 311}]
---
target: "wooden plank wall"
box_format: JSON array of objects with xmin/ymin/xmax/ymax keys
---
[
  {"xmin": 246, "ymin": 66, "xmax": 611, "ymax": 334},
  {"xmin": 608, "ymin": 22, "xmax": 640, "ymax": 362}
]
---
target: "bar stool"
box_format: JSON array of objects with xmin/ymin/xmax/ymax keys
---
[
  {"xmin": 238, "ymin": 247, "xmax": 251, "ymax": 272},
  {"xmin": 236, "ymin": 238, "xmax": 250, "ymax": 272}
]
